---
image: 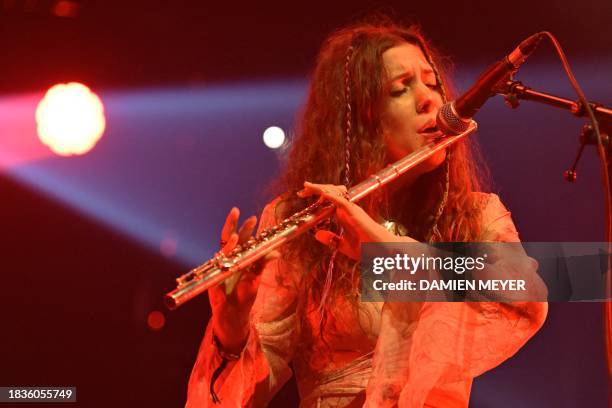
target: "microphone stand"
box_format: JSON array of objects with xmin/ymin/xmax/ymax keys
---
[
  {"xmin": 498, "ymin": 80, "xmax": 612, "ymax": 173},
  {"xmin": 496, "ymin": 78, "xmax": 612, "ymax": 391}
]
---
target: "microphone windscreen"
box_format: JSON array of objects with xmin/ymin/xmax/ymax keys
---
[{"xmin": 437, "ymin": 102, "xmax": 472, "ymax": 136}]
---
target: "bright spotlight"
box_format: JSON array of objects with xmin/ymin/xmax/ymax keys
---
[
  {"xmin": 262, "ymin": 126, "xmax": 285, "ymax": 149},
  {"xmin": 35, "ymin": 82, "xmax": 106, "ymax": 156}
]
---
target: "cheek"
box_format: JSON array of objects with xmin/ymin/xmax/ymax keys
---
[
  {"xmin": 382, "ymin": 105, "xmax": 420, "ymax": 156},
  {"xmin": 432, "ymin": 91, "xmax": 444, "ymax": 107},
  {"xmin": 383, "ymin": 100, "xmax": 416, "ymax": 128}
]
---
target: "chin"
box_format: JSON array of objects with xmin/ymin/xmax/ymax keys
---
[{"xmin": 422, "ymin": 149, "xmax": 447, "ymax": 173}]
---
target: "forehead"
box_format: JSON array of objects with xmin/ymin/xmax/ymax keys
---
[{"xmin": 382, "ymin": 42, "xmax": 433, "ymax": 78}]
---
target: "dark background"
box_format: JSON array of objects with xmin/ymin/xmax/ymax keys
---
[
  {"xmin": 0, "ymin": 0, "xmax": 610, "ymax": 406},
  {"xmin": 0, "ymin": 0, "xmax": 610, "ymax": 92}
]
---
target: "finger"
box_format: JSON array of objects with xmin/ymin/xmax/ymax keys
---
[
  {"xmin": 299, "ymin": 181, "xmax": 349, "ymax": 205},
  {"xmin": 227, "ymin": 261, "xmax": 264, "ymax": 297},
  {"xmin": 234, "ymin": 271, "xmax": 262, "ymax": 301},
  {"xmin": 223, "ymin": 256, "xmax": 260, "ymax": 296},
  {"xmin": 208, "ymin": 282, "xmax": 226, "ymax": 308},
  {"xmin": 305, "ymin": 182, "xmax": 347, "ymax": 196},
  {"xmin": 220, "ymin": 207, "xmax": 240, "ymax": 244},
  {"xmin": 314, "ymin": 229, "xmax": 340, "ymax": 246},
  {"xmin": 296, "ymin": 186, "xmax": 316, "ymax": 198},
  {"xmin": 222, "ymin": 250, "xmax": 279, "ymax": 299},
  {"xmin": 311, "ymin": 186, "xmax": 351, "ymax": 209},
  {"xmin": 301, "ymin": 181, "xmax": 347, "ymax": 194},
  {"xmin": 220, "ymin": 232, "xmax": 239, "ymax": 256},
  {"xmin": 296, "ymin": 180, "xmax": 322, "ymax": 197},
  {"xmin": 314, "ymin": 230, "xmax": 357, "ymax": 259},
  {"xmin": 223, "ymin": 269, "xmax": 244, "ymax": 296},
  {"xmin": 237, "ymin": 216, "xmax": 257, "ymax": 244}
]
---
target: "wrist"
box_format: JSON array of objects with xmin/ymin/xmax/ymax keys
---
[
  {"xmin": 212, "ymin": 329, "xmax": 246, "ymax": 360},
  {"xmin": 212, "ymin": 319, "xmax": 250, "ymax": 355},
  {"xmin": 365, "ymin": 220, "xmax": 401, "ymax": 242}
]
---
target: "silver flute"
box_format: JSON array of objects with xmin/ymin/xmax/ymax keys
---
[{"xmin": 164, "ymin": 122, "xmax": 477, "ymax": 309}]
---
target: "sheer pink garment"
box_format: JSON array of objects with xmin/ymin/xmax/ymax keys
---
[{"xmin": 185, "ymin": 193, "xmax": 548, "ymax": 407}]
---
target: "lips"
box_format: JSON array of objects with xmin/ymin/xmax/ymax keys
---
[
  {"xmin": 424, "ymin": 130, "xmax": 444, "ymax": 141},
  {"xmin": 417, "ymin": 119, "xmax": 444, "ymax": 140},
  {"xmin": 418, "ymin": 119, "xmax": 439, "ymax": 134}
]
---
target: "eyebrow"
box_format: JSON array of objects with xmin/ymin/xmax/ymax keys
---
[{"xmin": 389, "ymin": 68, "xmax": 435, "ymax": 83}]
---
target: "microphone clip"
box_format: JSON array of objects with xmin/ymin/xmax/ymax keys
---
[{"xmin": 565, "ymin": 125, "xmax": 610, "ymax": 183}]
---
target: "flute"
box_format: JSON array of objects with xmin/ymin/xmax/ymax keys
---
[{"xmin": 164, "ymin": 122, "xmax": 477, "ymax": 309}]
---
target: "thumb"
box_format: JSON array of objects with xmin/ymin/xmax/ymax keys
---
[
  {"xmin": 263, "ymin": 249, "xmax": 281, "ymax": 264},
  {"xmin": 314, "ymin": 230, "xmax": 341, "ymax": 248},
  {"xmin": 314, "ymin": 230, "xmax": 359, "ymax": 260}
]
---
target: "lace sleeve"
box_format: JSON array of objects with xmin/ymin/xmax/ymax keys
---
[
  {"xmin": 365, "ymin": 193, "xmax": 548, "ymax": 407},
  {"xmin": 185, "ymin": 199, "xmax": 299, "ymax": 407}
]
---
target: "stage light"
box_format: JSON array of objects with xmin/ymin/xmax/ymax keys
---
[
  {"xmin": 35, "ymin": 82, "xmax": 106, "ymax": 156},
  {"xmin": 52, "ymin": 0, "xmax": 79, "ymax": 18},
  {"xmin": 262, "ymin": 126, "xmax": 285, "ymax": 149},
  {"xmin": 147, "ymin": 310, "xmax": 166, "ymax": 331}
]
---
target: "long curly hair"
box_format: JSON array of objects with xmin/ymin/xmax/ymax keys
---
[{"xmin": 271, "ymin": 17, "xmax": 490, "ymax": 365}]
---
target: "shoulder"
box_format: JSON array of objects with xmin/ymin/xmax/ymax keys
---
[{"xmin": 472, "ymin": 192, "xmax": 521, "ymax": 242}]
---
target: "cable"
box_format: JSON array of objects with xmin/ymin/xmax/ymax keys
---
[
  {"xmin": 538, "ymin": 31, "xmax": 612, "ymax": 388},
  {"xmin": 538, "ymin": 31, "xmax": 611, "ymax": 240}
]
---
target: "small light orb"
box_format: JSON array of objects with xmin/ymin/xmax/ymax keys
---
[
  {"xmin": 147, "ymin": 310, "xmax": 166, "ymax": 331},
  {"xmin": 36, "ymin": 82, "xmax": 106, "ymax": 156},
  {"xmin": 262, "ymin": 126, "xmax": 285, "ymax": 149}
]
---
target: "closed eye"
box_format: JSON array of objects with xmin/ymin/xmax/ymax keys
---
[{"xmin": 390, "ymin": 88, "xmax": 407, "ymax": 97}]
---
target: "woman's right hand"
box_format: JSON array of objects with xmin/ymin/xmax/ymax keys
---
[{"xmin": 209, "ymin": 207, "xmax": 276, "ymax": 354}]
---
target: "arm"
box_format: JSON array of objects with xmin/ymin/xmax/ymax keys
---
[
  {"xmin": 365, "ymin": 193, "xmax": 548, "ymax": 407},
  {"xmin": 186, "ymin": 201, "xmax": 299, "ymax": 407}
]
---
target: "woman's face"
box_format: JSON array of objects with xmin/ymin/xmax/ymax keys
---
[{"xmin": 381, "ymin": 42, "xmax": 446, "ymax": 171}]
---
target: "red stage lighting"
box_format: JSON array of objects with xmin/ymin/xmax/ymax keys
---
[
  {"xmin": 147, "ymin": 311, "xmax": 166, "ymax": 331},
  {"xmin": 52, "ymin": 0, "xmax": 79, "ymax": 18}
]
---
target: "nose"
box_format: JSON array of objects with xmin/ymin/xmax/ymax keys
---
[{"xmin": 415, "ymin": 83, "xmax": 434, "ymax": 114}]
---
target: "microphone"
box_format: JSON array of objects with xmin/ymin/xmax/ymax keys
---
[{"xmin": 437, "ymin": 33, "xmax": 543, "ymax": 135}]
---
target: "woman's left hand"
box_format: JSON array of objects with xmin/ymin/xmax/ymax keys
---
[{"xmin": 297, "ymin": 181, "xmax": 395, "ymax": 260}]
